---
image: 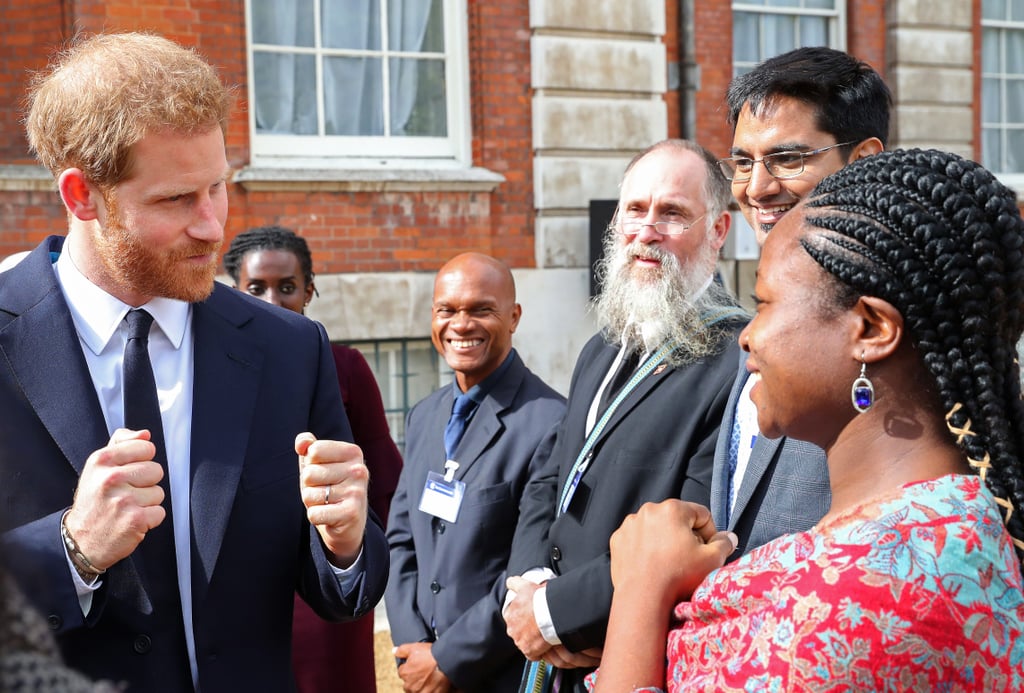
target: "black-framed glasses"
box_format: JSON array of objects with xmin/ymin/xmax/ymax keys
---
[
  {"xmin": 717, "ymin": 141, "xmax": 857, "ymax": 182},
  {"xmin": 618, "ymin": 213, "xmax": 706, "ymax": 236}
]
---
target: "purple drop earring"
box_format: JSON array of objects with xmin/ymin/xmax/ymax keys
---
[{"xmin": 851, "ymin": 354, "xmax": 874, "ymax": 413}]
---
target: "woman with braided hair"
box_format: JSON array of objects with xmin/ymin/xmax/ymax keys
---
[{"xmin": 591, "ymin": 149, "xmax": 1024, "ymax": 692}]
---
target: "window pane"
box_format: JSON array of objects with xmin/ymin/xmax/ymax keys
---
[
  {"xmin": 763, "ymin": 14, "xmax": 797, "ymax": 58},
  {"xmin": 391, "ymin": 58, "xmax": 448, "ymax": 136},
  {"xmin": 734, "ymin": 12, "xmax": 760, "ymax": 64},
  {"xmin": 1007, "ymin": 129, "xmax": 1024, "ymax": 170},
  {"xmin": 766, "ymin": 0, "xmax": 802, "ymax": 7},
  {"xmin": 983, "ymin": 128, "xmax": 1002, "ymax": 170},
  {"xmin": 253, "ymin": 52, "xmax": 318, "ymax": 134},
  {"xmin": 1008, "ymin": 78, "xmax": 1024, "ymax": 123},
  {"xmin": 984, "ymin": 0, "xmax": 1006, "ymax": 20},
  {"xmin": 804, "ymin": 0, "xmax": 836, "ymax": 8},
  {"xmin": 324, "ymin": 56, "xmax": 384, "ymax": 135},
  {"xmin": 252, "ymin": 0, "xmax": 315, "ymax": 46},
  {"xmin": 322, "ymin": 0, "xmax": 381, "ymax": 50},
  {"xmin": 1009, "ymin": 29, "xmax": 1024, "ymax": 73},
  {"xmin": 984, "ymin": 77, "xmax": 1002, "ymax": 121},
  {"xmin": 1014, "ymin": 0, "xmax": 1024, "ymax": 22},
  {"xmin": 389, "ymin": 0, "xmax": 445, "ymax": 53},
  {"xmin": 983, "ymin": 28, "xmax": 1001, "ymax": 71},
  {"xmin": 799, "ymin": 16, "xmax": 828, "ymax": 46}
]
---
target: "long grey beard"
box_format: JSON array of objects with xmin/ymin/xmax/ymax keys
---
[{"xmin": 592, "ymin": 236, "xmax": 742, "ymax": 366}]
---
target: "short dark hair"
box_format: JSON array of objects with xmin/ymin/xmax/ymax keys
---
[
  {"xmin": 223, "ymin": 225, "xmax": 314, "ymax": 285},
  {"xmin": 726, "ymin": 47, "xmax": 892, "ymax": 154}
]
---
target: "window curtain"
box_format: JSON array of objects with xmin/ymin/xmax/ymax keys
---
[{"xmin": 254, "ymin": 0, "xmax": 434, "ymax": 137}]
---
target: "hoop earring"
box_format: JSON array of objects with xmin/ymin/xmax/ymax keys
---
[{"xmin": 851, "ymin": 353, "xmax": 874, "ymax": 413}]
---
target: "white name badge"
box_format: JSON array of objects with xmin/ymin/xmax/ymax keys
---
[{"xmin": 418, "ymin": 471, "xmax": 465, "ymax": 523}]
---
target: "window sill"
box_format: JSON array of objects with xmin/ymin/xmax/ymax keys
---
[
  {"xmin": 0, "ymin": 165, "xmax": 54, "ymax": 192},
  {"xmin": 233, "ymin": 165, "xmax": 505, "ymax": 193},
  {"xmin": 994, "ymin": 172, "xmax": 1024, "ymax": 197}
]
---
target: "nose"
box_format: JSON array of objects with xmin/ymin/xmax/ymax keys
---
[
  {"xmin": 189, "ymin": 190, "xmax": 226, "ymax": 243},
  {"xmin": 743, "ymin": 160, "xmax": 781, "ymax": 201},
  {"xmin": 738, "ymin": 321, "xmax": 752, "ymax": 353},
  {"xmin": 262, "ymin": 289, "xmax": 285, "ymax": 308}
]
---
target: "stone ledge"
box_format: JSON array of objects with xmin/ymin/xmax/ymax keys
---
[
  {"xmin": 0, "ymin": 165, "xmax": 54, "ymax": 192},
  {"xmin": 233, "ymin": 166, "xmax": 505, "ymax": 193}
]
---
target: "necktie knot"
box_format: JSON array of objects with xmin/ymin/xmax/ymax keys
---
[
  {"xmin": 125, "ymin": 308, "xmax": 155, "ymax": 342},
  {"xmin": 443, "ymin": 393, "xmax": 476, "ymax": 461},
  {"xmin": 451, "ymin": 393, "xmax": 475, "ymax": 418}
]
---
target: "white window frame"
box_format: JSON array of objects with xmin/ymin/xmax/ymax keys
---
[
  {"xmin": 982, "ymin": 4, "xmax": 1024, "ymax": 188},
  {"xmin": 732, "ymin": 1, "xmax": 847, "ymax": 76},
  {"xmin": 244, "ymin": 0, "xmax": 472, "ymax": 170}
]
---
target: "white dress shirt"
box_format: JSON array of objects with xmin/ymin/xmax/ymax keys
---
[{"xmin": 54, "ymin": 248, "xmax": 201, "ymax": 683}]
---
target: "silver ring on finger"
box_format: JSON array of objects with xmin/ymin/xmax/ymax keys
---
[{"xmin": 324, "ymin": 485, "xmax": 331, "ymax": 505}]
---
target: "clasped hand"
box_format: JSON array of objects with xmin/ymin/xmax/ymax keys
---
[{"xmin": 297, "ymin": 432, "xmax": 369, "ymax": 568}]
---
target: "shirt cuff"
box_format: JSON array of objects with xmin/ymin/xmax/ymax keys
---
[
  {"xmin": 66, "ymin": 552, "xmax": 100, "ymax": 615},
  {"xmin": 329, "ymin": 545, "xmax": 365, "ymax": 597},
  {"xmin": 533, "ymin": 584, "xmax": 561, "ymax": 646},
  {"xmin": 502, "ymin": 566, "xmax": 557, "ymax": 614}
]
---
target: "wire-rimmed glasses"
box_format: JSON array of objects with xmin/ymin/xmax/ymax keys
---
[{"xmin": 717, "ymin": 141, "xmax": 857, "ymax": 182}]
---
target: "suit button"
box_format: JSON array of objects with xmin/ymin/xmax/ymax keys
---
[
  {"xmin": 551, "ymin": 546, "xmax": 562, "ymax": 562},
  {"xmin": 437, "ymin": 521, "xmax": 446, "ymax": 534},
  {"xmin": 46, "ymin": 614, "xmax": 62, "ymax": 630},
  {"xmin": 430, "ymin": 580, "xmax": 441, "ymax": 594},
  {"xmin": 133, "ymin": 634, "xmax": 153, "ymax": 654}
]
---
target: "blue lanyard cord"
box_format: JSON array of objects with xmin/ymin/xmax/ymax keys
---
[{"xmin": 556, "ymin": 307, "xmax": 745, "ymax": 516}]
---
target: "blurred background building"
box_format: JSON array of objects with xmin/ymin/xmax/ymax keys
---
[{"xmin": 0, "ymin": 1, "xmax": 999, "ymax": 447}]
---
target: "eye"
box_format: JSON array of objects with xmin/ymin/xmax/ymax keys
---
[
  {"xmin": 280, "ymin": 283, "xmax": 297, "ymax": 295},
  {"xmin": 246, "ymin": 284, "xmax": 265, "ymax": 296},
  {"xmin": 732, "ymin": 158, "xmax": 754, "ymax": 171},
  {"xmin": 769, "ymin": 152, "xmax": 804, "ymax": 167}
]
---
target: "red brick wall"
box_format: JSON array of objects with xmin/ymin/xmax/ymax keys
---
[{"xmin": 1, "ymin": 1, "xmax": 535, "ymax": 273}]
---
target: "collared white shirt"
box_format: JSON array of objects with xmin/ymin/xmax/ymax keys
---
[
  {"xmin": 55, "ymin": 248, "xmax": 200, "ymax": 684},
  {"xmin": 729, "ymin": 373, "xmax": 760, "ymax": 520}
]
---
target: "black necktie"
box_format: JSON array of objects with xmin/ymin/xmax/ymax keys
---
[
  {"xmin": 600, "ymin": 345, "xmax": 641, "ymax": 411},
  {"xmin": 443, "ymin": 393, "xmax": 476, "ymax": 461},
  {"xmin": 123, "ymin": 310, "xmax": 181, "ymax": 609}
]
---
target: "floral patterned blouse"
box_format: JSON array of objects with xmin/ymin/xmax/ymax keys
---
[{"xmin": 665, "ymin": 474, "xmax": 1024, "ymax": 692}]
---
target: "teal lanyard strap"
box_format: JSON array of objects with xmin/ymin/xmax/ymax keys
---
[{"xmin": 556, "ymin": 307, "xmax": 745, "ymax": 516}]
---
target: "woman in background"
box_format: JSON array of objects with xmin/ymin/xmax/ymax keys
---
[
  {"xmin": 593, "ymin": 149, "xmax": 1024, "ymax": 692},
  {"xmin": 224, "ymin": 226, "xmax": 403, "ymax": 693}
]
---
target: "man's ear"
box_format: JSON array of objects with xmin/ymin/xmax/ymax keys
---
[
  {"xmin": 850, "ymin": 137, "xmax": 884, "ymax": 161},
  {"xmin": 57, "ymin": 169, "xmax": 101, "ymax": 221},
  {"xmin": 708, "ymin": 210, "xmax": 731, "ymax": 252},
  {"xmin": 851, "ymin": 295, "xmax": 903, "ymax": 363}
]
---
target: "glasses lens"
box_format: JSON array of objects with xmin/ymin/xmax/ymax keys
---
[
  {"xmin": 765, "ymin": 152, "xmax": 805, "ymax": 179},
  {"xmin": 717, "ymin": 160, "xmax": 737, "ymax": 180}
]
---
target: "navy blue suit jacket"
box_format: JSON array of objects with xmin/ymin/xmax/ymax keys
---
[
  {"xmin": 386, "ymin": 352, "xmax": 565, "ymax": 692},
  {"xmin": 0, "ymin": 236, "xmax": 389, "ymax": 692},
  {"xmin": 508, "ymin": 322, "xmax": 745, "ymax": 686}
]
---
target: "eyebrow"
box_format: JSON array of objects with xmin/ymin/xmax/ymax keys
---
[{"xmin": 729, "ymin": 142, "xmax": 817, "ymax": 157}]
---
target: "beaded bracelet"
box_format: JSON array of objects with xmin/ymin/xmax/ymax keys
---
[{"xmin": 60, "ymin": 510, "xmax": 106, "ymax": 577}]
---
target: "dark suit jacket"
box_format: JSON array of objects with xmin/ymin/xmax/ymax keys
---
[
  {"xmin": 710, "ymin": 352, "xmax": 831, "ymax": 557},
  {"xmin": 0, "ymin": 236, "xmax": 389, "ymax": 692},
  {"xmin": 386, "ymin": 352, "xmax": 566, "ymax": 692},
  {"xmin": 507, "ymin": 324, "xmax": 745, "ymax": 681}
]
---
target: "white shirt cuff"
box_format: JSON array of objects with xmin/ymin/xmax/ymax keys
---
[
  {"xmin": 66, "ymin": 552, "xmax": 100, "ymax": 615},
  {"xmin": 533, "ymin": 584, "xmax": 561, "ymax": 646},
  {"xmin": 329, "ymin": 545, "xmax": 365, "ymax": 596}
]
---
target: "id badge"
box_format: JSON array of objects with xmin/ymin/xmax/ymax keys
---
[{"xmin": 418, "ymin": 470, "xmax": 465, "ymax": 523}]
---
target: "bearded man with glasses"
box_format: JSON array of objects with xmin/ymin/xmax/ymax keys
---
[
  {"xmin": 709, "ymin": 46, "xmax": 892, "ymax": 562},
  {"xmin": 501, "ymin": 139, "xmax": 747, "ymax": 693}
]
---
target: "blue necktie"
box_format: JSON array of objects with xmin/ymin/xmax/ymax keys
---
[
  {"xmin": 443, "ymin": 393, "xmax": 475, "ymax": 461},
  {"xmin": 123, "ymin": 310, "xmax": 182, "ymax": 617},
  {"xmin": 725, "ymin": 412, "xmax": 742, "ymax": 525}
]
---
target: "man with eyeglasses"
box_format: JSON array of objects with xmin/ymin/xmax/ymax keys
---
[
  {"xmin": 501, "ymin": 139, "xmax": 747, "ymax": 693},
  {"xmin": 711, "ymin": 46, "xmax": 891, "ymax": 559}
]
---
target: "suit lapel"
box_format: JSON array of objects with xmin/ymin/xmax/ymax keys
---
[
  {"xmin": 0, "ymin": 238, "xmax": 109, "ymax": 472},
  {"xmin": 450, "ymin": 354, "xmax": 526, "ymax": 481},
  {"xmin": 188, "ymin": 289, "xmax": 263, "ymax": 597},
  {"xmin": 588, "ymin": 345, "xmax": 675, "ymax": 449},
  {"xmin": 730, "ymin": 434, "xmax": 781, "ymax": 529}
]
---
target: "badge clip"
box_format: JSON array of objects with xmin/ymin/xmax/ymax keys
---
[{"xmin": 443, "ymin": 459, "xmax": 460, "ymax": 483}]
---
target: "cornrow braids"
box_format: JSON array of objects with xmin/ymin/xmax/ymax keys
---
[
  {"xmin": 801, "ymin": 148, "xmax": 1024, "ymax": 561},
  {"xmin": 223, "ymin": 225, "xmax": 315, "ymax": 285}
]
